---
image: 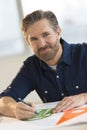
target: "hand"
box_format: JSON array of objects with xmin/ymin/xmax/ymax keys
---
[
  {"xmin": 53, "ymin": 93, "xmax": 86, "ymax": 113},
  {"xmin": 14, "ymin": 101, "xmax": 35, "ymax": 120}
]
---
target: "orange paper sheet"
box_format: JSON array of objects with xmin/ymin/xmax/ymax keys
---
[{"xmin": 56, "ymin": 107, "xmax": 87, "ymax": 125}]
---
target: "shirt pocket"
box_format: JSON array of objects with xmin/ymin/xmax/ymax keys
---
[{"xmin": 65, "ymin": 81, "xmax": 87, "ymax": 96}]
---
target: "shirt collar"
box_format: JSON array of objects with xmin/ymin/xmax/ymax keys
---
[
  {"xmin": 39, "ymin": 38, "xmax": 72, "ymax": 69},
  {"xmin": 39, "ymin": 59, "xmax": 50, "ymax": 70}
]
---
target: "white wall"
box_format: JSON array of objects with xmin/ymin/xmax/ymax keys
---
[{"xmin": 21, "ymin": 0, "xmax": 87, "ymax": 43}]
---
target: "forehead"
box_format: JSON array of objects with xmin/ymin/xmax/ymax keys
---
[{"xmin": 27, "ymin": 19, "xmax": 53, "ymax": 36}]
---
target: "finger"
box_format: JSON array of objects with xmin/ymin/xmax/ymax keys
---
[
  {"xmin": 27, "ymin": 102, "xmax": 35, "ymax": 108},
  {"xmin": 53, "ymin": 97, "xmax": 72, "ymax": 113},
  {"xmin": 16, "ymin": 106, "xmax": 35, "ymax": 115},
  {"xmin": 15, "ymin": 111, "xmax": 35, "ymax": 120},
  {"xmin": 15, "ymin": 106, "xmax": 35, "ymax": 120},
  {"xmin": 63, "ymin": 103, "xmax": 75, "ymax": 111},
  {"xmin": 17, "ymin": 102, "xmax": 34, "ymax": 112}
]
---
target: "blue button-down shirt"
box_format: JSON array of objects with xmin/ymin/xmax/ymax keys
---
[{"xmin": 1, "ymin": 38, "xmax": 87, "ymax": 102}]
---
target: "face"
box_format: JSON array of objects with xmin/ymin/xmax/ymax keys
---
[{"xmin": 27, "ymin": 19, "xmax": 61, "ymax": 62}]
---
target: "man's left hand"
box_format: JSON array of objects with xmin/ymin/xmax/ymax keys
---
[{"xmin": 53, "ymin": 93, "xmax": 87, "ymax": 113}]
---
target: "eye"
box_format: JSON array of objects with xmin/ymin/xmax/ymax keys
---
[
  {"xmin": 30, "ymin": 37, "xmax": 37, "ymax": 42},
  {"xmin": 43, "ymin": 32, "xmax": 49, "ymax": 38}
]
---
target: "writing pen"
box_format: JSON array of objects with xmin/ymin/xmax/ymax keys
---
[{"xmin": 18, "ymin": 98, "xmax": 39, "ymax": 115}]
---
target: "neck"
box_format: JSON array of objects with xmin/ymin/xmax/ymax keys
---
[{"xmin": 46, "ymin": 43, "xmax": 62, "ymax": 66}]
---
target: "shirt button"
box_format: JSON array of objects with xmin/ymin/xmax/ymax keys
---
[
  {"xmin": 8, "ymin": 86, "xmax": 11, "ymax": 88},
  {"xmin": 75, "ymin": 86, "xmax": 79, "ymax": 89},
  {"xmin": 61, "ymin": 93, "xmax": 64, "ymax": 96},
  {"xmin": 44, "ymin": 91, "xmax": 48, "ymax": 94},
  {"xmin": 56, "ymin": 75, "xmax": 59, "ymax": 78}
]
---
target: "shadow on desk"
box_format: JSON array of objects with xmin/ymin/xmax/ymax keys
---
[
  {"xmin": 51, "ymin": 124, "xmax": 87, "ymax": 130},
  {"xmin": 0, "ymin": 116, "xmax": 87, "ymax": 130}
]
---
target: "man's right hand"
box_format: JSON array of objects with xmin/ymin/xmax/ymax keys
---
[
  {"xmin": 0, "ymin": 96, "xmax": 35, "ymax": 120},
  {"xmin": 14, "ymin": 101, "xmax": 35, "ymax": 120}
]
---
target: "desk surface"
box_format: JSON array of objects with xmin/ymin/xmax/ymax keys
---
[
  {"xmin": 0, "ymin": 116, "xmax": 87, "ymax": 130},
  {"xmin": 1, "ymin": 102, "xmax": 87, "ymax": 130}
]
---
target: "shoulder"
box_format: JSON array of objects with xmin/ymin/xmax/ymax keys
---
[
  {"xmin": 62, "ymin": 38, "xmax": 87, "ymax": 53},
  {"xmin": 24, "ymin": 55, "xmax": 39, "ymax": 65},
  {"xmin": 70, "ymin": 42, "xmax": 87, "ymax": 53},
  {"xmin": 70, "ymin": 42, "xmax": 87, "ymax": 62},
  {"xmin": 22, "ymin": 55, "xmax": 41, "ymax": 72}
]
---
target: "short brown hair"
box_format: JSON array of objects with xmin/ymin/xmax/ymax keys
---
[{"xmin": 21, "ymin": 10, "xmax": 59, "ymax": 42}]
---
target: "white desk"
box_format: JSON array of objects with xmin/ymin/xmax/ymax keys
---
[
  {"xmin": 0, "ymin": 102, "xmax": 87, "ymax": 130},
  {"xmin": 0, "ymin": 116, "xmax": 87, "ymax": 130}
]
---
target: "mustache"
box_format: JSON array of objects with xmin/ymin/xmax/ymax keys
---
[{"xmin": 38, "ymin": 45, "xmax": 51, "ymax": 52}]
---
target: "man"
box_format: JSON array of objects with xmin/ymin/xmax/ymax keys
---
[{"xmin": 0, "ymin": 10, "xmax": 87, "ymax": 120}]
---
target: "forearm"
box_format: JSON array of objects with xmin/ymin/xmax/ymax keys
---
[{"xmin": 0, "ymin": 96, "xmax": 17, "ymax": 118}]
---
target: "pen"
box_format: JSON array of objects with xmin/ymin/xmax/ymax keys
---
[{"xmin": 18, "ymin": 98, "xmax": 39, "ymax": 115}]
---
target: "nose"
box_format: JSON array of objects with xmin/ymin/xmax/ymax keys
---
[{"xmin": 37, "ymin": 37, "xmax": 46, "ymax": 47}]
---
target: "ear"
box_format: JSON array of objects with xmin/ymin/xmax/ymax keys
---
[
  {"xmin": 25, "ymin": 35, "xmax": 31, "ymax": 46},
  {"xmin": 24, "ymin": 39, "xmax": 30, "ymax": 47},
  {"xmin": 57, "ymin": 26, "xmax": 61, "ymax": 39}
]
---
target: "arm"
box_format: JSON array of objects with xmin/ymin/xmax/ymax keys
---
[
  {"xmin": 53, "ymin": 93, "xmax": 87, "ymax": 113},
  {"xmin": 0, "ymin": 96, "xmax": 35, "ymax": 120}
]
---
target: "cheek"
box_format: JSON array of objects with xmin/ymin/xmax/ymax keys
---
[
  {"xmin": 30, "ymin": 45, "xmax": 38, "ymax": 53},
  {"xmin": 47, "ymin": 36, "xmax": 58, "ymax": 47},
  {"xmin": 47, "ymin": 35, "xmax": 57, "ymax": 43}
]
